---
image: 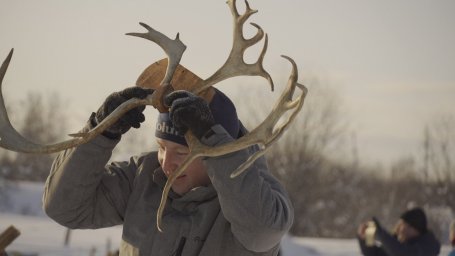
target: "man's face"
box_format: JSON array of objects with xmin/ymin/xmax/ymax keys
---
[
  {"xmin": 395, "ymin": 219, "xmax": 420, "ymax": 242},
  {"xmin": 156, "ymin": 138, "xmax": 211, "ymax": 195}
]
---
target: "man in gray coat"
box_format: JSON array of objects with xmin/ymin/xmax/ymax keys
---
[{"xmin": 43, "ymin": 68, "xmax": 294, "ymax": 255}]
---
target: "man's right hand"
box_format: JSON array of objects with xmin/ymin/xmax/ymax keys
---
[
  {"xmin": 164, "ymin": 90, "xmax": 215, "ymax": 140},
  {"xmin": 357, "ymin": 222, "xmax": 368, "ymax": 240},
  {"xmin": 92, "ymin": 86, "xmax": 154, "ymax": 139}
]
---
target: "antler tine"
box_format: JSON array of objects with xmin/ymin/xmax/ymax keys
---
[
  {"xmin": 127, "ymin": 23, "xmax": 187, "ymax": 112},
  {"xmin": 126, "ymin": 22, "xmax": 186, "ymax": 87},
  {"xmin": 230, "ymin": 55, "xmax": 307, "ymax": 177},
  {"xmin": 156, "ymin": 55, "xmax": 307, "ymax": 232},
  {"xmin": 0, "ymin": 49, "xmax": 155, "ymax": 153},
  {"xmin": 0, "ymin": 49, "xmax": 50, "ymax": 153},
  {"xmin": 193, "ymin": 0, "xmax": 273, "ymax": 95}
]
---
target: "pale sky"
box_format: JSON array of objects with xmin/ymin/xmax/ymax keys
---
[{"xmin": 1, "ymin": 0, "xmax": 454, "ymax": 166}]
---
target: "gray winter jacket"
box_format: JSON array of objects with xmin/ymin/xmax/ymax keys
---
[{"xmin": 43, "ymin": 124, "xmax": 294, "ymax": 256}]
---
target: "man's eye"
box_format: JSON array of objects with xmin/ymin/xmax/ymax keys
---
[{"xmin": 177, "ymin": 151, "xmax": 189, "ymax": 156}]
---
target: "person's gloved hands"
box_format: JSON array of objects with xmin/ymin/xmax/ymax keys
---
[
  {"xmin": 164, "ymin": 90, "xmax": 215, "ymax": 140},
  {"xmin": 92, "ymin": 86, "xmax": 154, "ymax": 139}
]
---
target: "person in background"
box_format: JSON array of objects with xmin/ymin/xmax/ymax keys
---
[
  {"xmin": 449, "ymin": 220, "xmax": 455, "ymax": 256},
  {"xmin": 357, "ymin": 207, "xmax": 441, "ymax": 256}
]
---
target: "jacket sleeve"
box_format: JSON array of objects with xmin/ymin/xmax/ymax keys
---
[
  {"xmin": 375, "ymin": 227, "xmax": 440, "ymax": 256},
  {"xmin": 202, "ymin": 124, "xmax": 294, "ymax": 253},
  {"xmin": 43, "ymin": 124, "xmax": 140, "ymax": 229},
  {"xmin": 357, "ymin": 236, "xmax": 388, "ymax": 256}
]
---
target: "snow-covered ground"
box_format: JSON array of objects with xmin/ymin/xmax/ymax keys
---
[
  {"xmin": 0, "ymin": 181, "xmax": 451, "ymax": 255},
  {"xmin": 0, "ymin": 213, "xmax": 122, "ymax": 256},
  {"xmin": 0, "ymin": 214, "xmax": 363, "ymax": 256}
]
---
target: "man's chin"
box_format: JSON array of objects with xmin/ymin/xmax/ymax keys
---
[{"xmin": 172, "ymin": 181, "xmax": 191, "ymax": 195}]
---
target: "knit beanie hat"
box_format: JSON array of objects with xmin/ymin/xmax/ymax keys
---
[
  {"xmin": 155, "ymin": 88, "xmax": 239, "ymax": 146},
  {"xmin": 137, "ymin": 59, "xmax": 240, "ymax": 146},
  {"xmin": 400, "ymin": 207, "xmax": 427, "ymax": 234}
]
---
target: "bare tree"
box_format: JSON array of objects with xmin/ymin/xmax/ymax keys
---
[
  {"xmin": 419, "ymin": 115, "xmax": 455, "ymax": 208},
  {"xmin": 420, "ymin": 115, "xmax": 455, "ymax": 182},
  {"xmin": 418, "ymin": 114, "xmax": 455, "ymax": 226}
]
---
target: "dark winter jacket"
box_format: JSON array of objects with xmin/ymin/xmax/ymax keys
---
[
  {"xmin": 358, "ymin": 225, "xmax": 441, "ymax": 256},
  {"xmin": 43, "ymin": 124, "xmax": 294, "ymax": 256}
]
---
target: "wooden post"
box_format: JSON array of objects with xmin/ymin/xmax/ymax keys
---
[
  {"xmin": 64, "ymin": 228, "xmax": 71, "ymax": 246},
  {"xmin": 0, "ymin": 225, "xmax": 20, "ymax": 253}
]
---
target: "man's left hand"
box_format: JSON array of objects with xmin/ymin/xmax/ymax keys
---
[{"xmin": 165, "ymin": 90, "xmax": 215, "ymax": 140}]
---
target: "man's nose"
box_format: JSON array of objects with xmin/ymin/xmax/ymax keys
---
[{"xmin": 162, "ymin": 151, "xmax": 179, "ymax": 175}]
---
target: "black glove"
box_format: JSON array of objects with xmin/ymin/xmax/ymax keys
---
[
  {"xmin": 372, "ymin": 217, "xmax": 383, "ymax": 231},
  {"xmin": 164, "ymin": 90, "xmax": 215, "ymax": 140},
  {"xmin": 92, "ymin": 86, "xmax": 154, "ymax": 139}
]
